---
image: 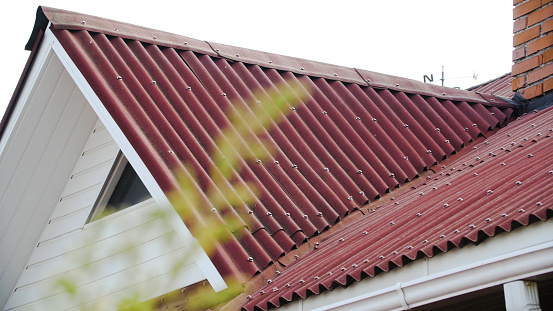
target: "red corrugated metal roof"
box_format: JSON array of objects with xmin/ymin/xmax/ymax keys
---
[
  {"xmin": 243, "ymin": 107, "xmax": 553, "ymax": 310},
  {"xmin": 30, "ymin": 6, "xmax": 515, "ymax": 293},
  {"xmin": 467, "ymin": 73, "xmax": 515, "ymax": 99}
]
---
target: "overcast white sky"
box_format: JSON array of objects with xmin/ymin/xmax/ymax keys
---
[{"xmin": 0, "ymin": 1, "xmax": 513, "ymax": 119}]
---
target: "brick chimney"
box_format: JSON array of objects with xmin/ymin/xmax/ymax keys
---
[{"xmin": 512, "ymin": 0, "xmax": 553, "ymax": 99}]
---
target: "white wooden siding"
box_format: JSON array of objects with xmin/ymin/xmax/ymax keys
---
[{"xmin": 5, "ymin": 118, "xmax": 205, "ymax": 311}]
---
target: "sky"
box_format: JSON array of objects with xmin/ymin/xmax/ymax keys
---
[{"xmin": 0, "ymin": 1, "xmax": 513, "ymax": 120}]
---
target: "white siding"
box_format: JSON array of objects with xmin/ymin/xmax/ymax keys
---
[{"xmin": 4, "ymin": 119, "xmax": 206, "ymax": 311}]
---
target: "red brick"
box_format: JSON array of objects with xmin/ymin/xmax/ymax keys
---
[
  {"xmin": 544, "ymin": 47, "xmax": 553, "ymax": 62},
  {"xmin": 514, "ymin": 25, "xmax": 541, "ymax": 46},
  {"xmin": 543, "ymin": 19, "xmax": 553, "ymax": 33},
  {"xmin": 514, "ymin": 0, "xmax": 542, "ymax": 19},
  {"xmin": 528, "ymin": 5, "xmax": 553, "ymax": 26},
  {"xmin": 513, "ymin": 47, "xmax": 526, "ymax": 60},
  {"xmin": 527, "ymin": 33, "xmax": 553, "ymax": 54},
  {"xmin": 515, "ymin": 0, "xmax": 525, "ymax": 4},
  {"xmin": 543, "ymin": 0, "xmax": 553, "ymax": 5},
  {"xmin": 543, "ymin": 77, "xmax": 553, "ymax": 92},
  {"xmin": 512, "ymin": 54, "xmax": 543, "ymax": 75},
  {"xmin": 514, "ymin": 17, "xmax": 528, "ymax": 32},
  {"xmin": 512, "ymin": 75, "xmax": 527, "ymax": 91},
  {"xmin": 520, "ymin": 83, "xmax": 544, "ymax": 99},
  {"xmin": 528, "ymin": 63, "xmax": 553, "ymax": 83}
]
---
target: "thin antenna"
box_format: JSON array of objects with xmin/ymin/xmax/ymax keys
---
[{"xmin": 441, "ymin": 66, "xmax": 444, "ymax": 86}]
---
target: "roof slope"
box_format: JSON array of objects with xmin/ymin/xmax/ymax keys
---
[
  {"xmin": 244, "ymin": 107, "xmax": 553, "ymax": 310},
  {"xmin": 467, "ymin": 73, "xmax": 515, "ymax": 99},
  {"xmin": 30, "ymin": 7, "xmax": 514, "ymax": 287}
]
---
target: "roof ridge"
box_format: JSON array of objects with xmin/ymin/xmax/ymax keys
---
[{"xmin": 30, "ymin": 6, "xmax": 510, "ymax": 107}]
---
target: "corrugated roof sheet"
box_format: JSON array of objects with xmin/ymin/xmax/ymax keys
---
[
  {"xmin": 467, "ymin": 73, "xmax": 515, "ymax": 99},
  {"xmin": 243, "ymin": 107, "xmax": 553, "ymax": 310},
  {"xmin": 31, "ymin": 6, "xmax": 515, "ymax": 290}
]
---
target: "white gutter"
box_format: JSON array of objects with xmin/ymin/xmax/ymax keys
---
[{"xmin": 275, "ymin": 219, "xmax": 553, "ymax": 311}]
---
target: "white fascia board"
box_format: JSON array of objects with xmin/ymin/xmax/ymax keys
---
[
  {"xmin": 48, "ymin": 28, "xmax": 227, "ymax": 292},
  {"xmin": 305, "ymin": 220, "xmax": 553, "ymax": 311}
]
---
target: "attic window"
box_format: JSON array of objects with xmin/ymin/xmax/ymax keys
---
[{"xmin": 87, "ymin": 152, "xmax": 152, "ymax": 222}]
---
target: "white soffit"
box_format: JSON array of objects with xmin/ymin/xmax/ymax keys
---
[{"xmin": 47, "ymin": 27, "xmax": 227, "ymax": 292}]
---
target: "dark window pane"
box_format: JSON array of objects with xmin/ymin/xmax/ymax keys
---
[{"xmin": 105, "ymin": 163, "xmax": 151, "ymax": 214}]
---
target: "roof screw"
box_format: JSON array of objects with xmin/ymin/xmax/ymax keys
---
[
  {"xmin": 211, "ymin": 208, "xmax": 216, "ymax": 212},
  {"xmin": 356, "ymin": 117, "xmax": 361, "ymax": 121},
  {"xmin": 458, "ymin": 198, "xmax": 463, "ymax": 201},
  {"xmin": 531, "ymin": 124, "xmax": 536, "ymax": 127},
  {"xmin": 352, "ymin": 263, "xmax": 358, "ymax": 267},
  {"xmin": 322, "ymin": 111, "xmax": 328, "ymax": 115},
  {"xmin": 422, "ymin": 239, "xmax": 428, "ymax": 244},
  {"xmin": 303, "ymin": 214, "xmax": 308, "ymax": 219},
  {"xmin": 484, "ymin": 141, "xmax": 488, "ymax": 145},
  {"xmin": 472, "ymin": 124, "xmax": 477, "ymax": 127},
  {"xmin": 379, "ymin": 256, "xmax": 385, "ymax": 259},
  {"xmin": 221, "ymin": 93, "xmax": 226, "ymax": 96},
  {"xmin": 511, "ymin": 142, "xmax": 516, "ymax": 146},
  {"xmin": 247, "ymin": 210, "xmax": 253, "ymax": 214},
  {"xmin": 442, "ymin": 165, "xmax": 446, "ymax": 169},
  {"xmin": 294, "ymin": 255, "xmax": 299, "ymax": 260},
  {"xmin": 256, "ymin": 160, "xmax": 261, "ymax": 164},
  {"xmin": 416, "ymin": 213, "xmax": 422, "ymax": 217},
  {"xmin": 487, "ymin": 190, "xmax": 493, "ymax": 195},
  {"xmin": 290, "ymin": 107, "xmax": 296, "ymax": 111},
  {"xmin": 394, "ymin": 202, "xmax": 399, "ymax": 205},
  {"xmin": 395, "ymin": 83, "xmax": 399, "ymax": 87},
  {"xmin": 256, "ymin": 101, "xmax": 261, "ymax": 104},
  {"xmin": 485, "ymin": 218, "xmax": 492, "ymax": 223},
  {"xmin": 259, "ymin": 290, "xmax": 265, "ymax": 295},
  {"xmin": 404, "ymin": 124, "xmax": 409, "ymax": 128},
  {"xmin": 404, "ymin": 156, "xmax": 409, "ymax": 160},
  {"xmin": 341, "ymin": 267, "xmax": 347, "ymax": 271},
  {"xmin": 462, "ymin": 162, "xmax": 467, "ymax": 166},
  {"xmin": 454, "ymin": 229, "xmax": 460, "ymax": 233},
  {"xmin": 443, "ymin": 203, "xmax": 449, "ymax": 208},
  {"xmin": 489, "ymin": 152, "xmax": 495, "ymax": 156},
  {"xmin": 116, "ymin": 76, "xmax": 122, "ymax": 80},
  {"xmin": 338, "ymin": 238, "xmax": 344, "ymax": 242},
  {"xmin": 274, "ymin": 160, "xmax": 279, "ymax": 164},
  {"xmin": 267, "ymin": 279, "xmax": 272, "ymax": 284},
  {"xmin": 269, "ymin": 60, "xmax": 272, "ymax": 63},
  {"xmin": 367, "ymin": 79, "xmax": 372, "ymax": 83},
  {"xmin": 364, "ymin": 259, "xmax": 369, "ymax": 263},
  {"xmin": 473, "ymin": 173, "xmax": 478, "ymax": 177},
  {"xmin": 153, "ymin": 36, "xmax": 157, "ymax": 40},
  {"xmin": 236, "ymin": 54, "xmax": 240, "ymax": 57},
  {"xmin": 446, "ymin": 182, "xmax": 451, "ymax": 186},
  {"xmin": 362, "ymin": 230, "xmax": 369, "ymax": 235},
  {"xmin": 464, "ymin": 128, "xmax": 469, "ymax": 131},
  {"xmin": 327, "ymin": 271, "xmax": 333, "ymax": 275},
  {"xmin": 537, "ymin": 202, "xmax": 543, "ymax": 206},
  {"xmin": 347, "ymin": 196, "xmax": 353, "ymax": 201},
  {"xmin": 186, "ymin": 86, "xmax": 191, "ymax": 90},
  {"xmin": 183, "ymin": 42, "xmax": 188, "ymax": 45},
  {"xmin": 359, "ymin": 191, "xmax": 365, "ymax": 195},
  {"xmin": 469, "ymin": 224, "xmax": 476, "ymax": 229},
  {"xmin": 276, "ymin": 270, "xmax": 281, "ymax": 274},
  {"xmin": 314, "ymin": 276, "xmax": 320, "ymax": 280},
  {"xmin": 317, "ymin": 212, "xmax": 323, "ymax": 217},
  {"xmin": 523, "ymin": 137, "xmax": 529, "ymax": 141},
  {"xmin": 537, "ymin": 133, "xmax": 542, "ymax": 136},
  {"xmin": 267, "ymin": 212, "xmax": 272, "ymax": 216},
  {"xmin": 502, "ymin": 213, "xmax": 508, "ymax": 217},
  {"xmin": 334, "ymin": 73, "xmax": 338, "ymax": 76},
  {"xmin": 426, "ymin": 150, "xmax": 432, "ymax": 154},
  {"xmin": 314, "ymin": 242, "xmax": 319, "ymax": 249},
  {"xmin": 432, "ymin": 187, "xmax": 437, "ymax": 190},
  {"xmin": 285, "ymin": 283, "xmax": 291, "ymax": 288},
  {"xmin": 247, "ymin": 257, "xmax": 253, "ymax": 262},
  {"xmin": 407, "ymin": 246, "xmax": 414, "ymax": 250},
  {"xmin": 372, "ymin": 118, "xmax": 377, "ymax": 121},
  {"xmin": 300, "ymin": 67, "xmax": 305, "ymax": 70},
  {"xmin": 285, "ymin": 212, "xmax": 290, "ymax": 216},
  {"xmin": 445, "ymin": 140, "xmax": 450, "ymax": 143},
  {"xmin": 475, "ymin": 157, "xmax": 481, "ymax": 161},
  {"xmin": 357, "ymin": 170, "xmax": 363, "ymax": 174},
  {"xmin": 501, "ymin": 162, "xmax": 506, "ymax": 166},
  {"xmin": 528, "ymin": 154, "xmax": 533, "ymax": 158},
  {"xmin": 516, "ymin": 181, "xmax": 522, "ymax": 185},
  {"xmin": 519, "ymin": 209, "xmax": 525, "ymax": 213},
  {"xmin": 215, "ymin": 49, "xmax": 220, "ymax": 52},
  {"xmin": 273, "ymin": 287, "xmax": 278, "ymax": 292},
  {"xmin": 81, "ymin": 21, "xmax": 86, "ymax": 24},
  {"xmin": 507, "ymin": 134, "xmax": 512, "ymax": 137},
  {"xmin": 246, "ymin": 295, "xmax": 252, "ymax": 300},
  {"xmin": 473, "ymin": 146, "xmax": 478, "ymax": 150},
  {"xmin": 389, "ymin": 221, "xmax": 395, "ymax": 225},
  {"xmin": 390, "ymin": 173, "xmax": 395, "ymax": 177},
  {"xmin": 151, "ymin": 81, "xmax": 157, "ymax": 85},
  {"xmin": 442, "ymin": 92, "xmax": 446, "ymax": 95},
  {"xmin": 435, "ymin": 128, "xmax": 440, "ymax": 132},
  {"xmin": 549, "ymin": 171, "xmax": 553, "ymax": 175},
  {"xmin": 292, "ymin": 164, "xmax": 298, "ymax": 168},
  {"xmin": 490, "ymin": 112, "xmax": 495, "ymax": 115},
  {"xmin": 500, "ymin": 147, "xmax": 505, "ymax": 150},
  {"xmin": 419, "ymin": 192, "xmax": 424, "ymax": 196},
  {"xmin": 426, "ymin": 176, "xmax": 431, "ymax": 180},
  {"xmin": 440, "ymin": 234, "xmax": 446, "ymax": 238},
  {"xmin": 168, "ymin": 150, "xmax": 174, "ymax": 154}
]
